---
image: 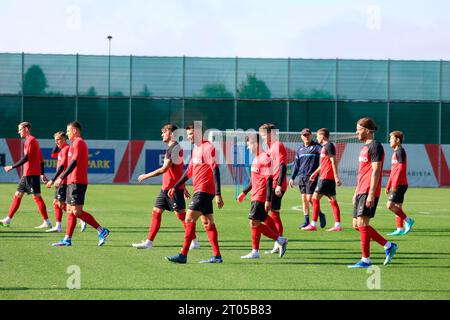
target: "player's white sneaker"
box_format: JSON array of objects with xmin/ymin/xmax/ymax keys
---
[
  {"xmin": 131, "ymin": 240, "xmax": 153, "ymax": 249},
  {"xmin": 79, "ymin": 220, "xmax": 87, "ymax": 232},
  {"xmin": 35, "ymin": 221, "xmax": 52, "ymax": 229},
  {"xmin": 265, "ymin": 241, "xmax": 279, "ymax": 254},
  {"xmin": 46, "ymin": 226, "xmax": 62, "ymax": 233},
  {"xmin": 189, "ymin": 238, "xmax": 200, "ymax": 250},
  {"xmin": 241, "ymin": 251, "xmax": 260, "ymax": 259},
  {"xmin": 0, "ymin": 218, "xmax": 11, "ymax": 227}
]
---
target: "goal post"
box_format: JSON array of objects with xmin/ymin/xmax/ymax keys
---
[{"xmin": 207, "ymin": 130, "xmax": 360, "ymax": 199}]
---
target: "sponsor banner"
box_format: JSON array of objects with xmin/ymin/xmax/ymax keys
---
[
  {"xmin": 0, "ymin": 138, "xmax": 448, "ymax": 186},
  {"xmin": 43, "ymin": 147, "xmax": 115, "ymax": 174}
]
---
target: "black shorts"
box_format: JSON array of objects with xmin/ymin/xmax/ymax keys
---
[
  {"xmin": 248, "ymin": 201, "xmax": 268, "ymax": 222},
  {"xmin": 54, "ymin": 184, "xmax": 67, "ymax": 202},
  {"xmin": 188, "ymin": 192, "xmax": 215, "ymax": 215},
  {"xmin": 154, "ymin": 189, "xmax": 186, "ymax": 212},
  {"xmin": 352, "ymin": 194, "xmax": 379, "ymax": 219},
  {"xmin": 271, "ymin": 189, "xmax": 285, "ymax": 211},
  {"xmin": 299, "ymin": 176, "xmax": 317, "ymax": 195},
  {"xmin": 315, "ymin": 179, "xmax": 336, "ymax": 197},
  {"xmin": 67, "ymin": 184, "xmax": 87, "ymax": 206},
  {"xmin": 388, "ymin": 185, "xmax": 408, "ymax": 204},
  {"xmin": 17, "ymin": 176, "xmax": 41, "ymax": 195}
]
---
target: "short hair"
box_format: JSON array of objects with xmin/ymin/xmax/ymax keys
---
[
  {"xmin": 53, "ymin": 131, "xmax": 67, "ymax": 139},
  {"xmin": 316, "ymin": 128, "xmax": 330, "ymax": 139},
  {"xmin": 259, "ymin": 123, "xmax": 277, "ymax": 133},
  {"xmin": 162, "ymin": 123, "xmax": 178, "ymax": 132},
  {"xmin": 67, "ymin": 121, "xmax": 82, "ymax": 131},
  {"xmin": 19, "ymin": 122, "xmax": 31, "ymax": 130},
  {"xmin": 357, "ymin": 117, "xmax": 378, "ymax": 132},
  {"xmin": 390, "ymin": 130, "xmax": 404, "ymax": 144}
]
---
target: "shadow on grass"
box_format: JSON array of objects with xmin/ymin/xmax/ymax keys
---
[{"xmin": 1, "ymin": 287, "xmax": 449, "ymax": 294}]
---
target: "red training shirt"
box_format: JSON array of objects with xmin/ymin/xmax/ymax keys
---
[
  {"xmin": 53, "ymin": 144, "xmax": 70, "ymax": 185},
  {"xmin": 250, "ymin": 151, "xmax": 273, "ymax": 203},
  {"xmin": 268, "ymin": 141, "xmax": 287, "ymax": 191},
  {"xmin": 23, "ymin": 135, "xmax": 43, "ymax": 177},
  {"xmin": 387, "ymin": 146, "xmax": 408, "ymax": 189},
  {"xmin": 356, "ymin": 140, "xmax": 384, "ymax": 197},
  {"xmin": 67, "ymin": 137, "xmax": 89, "ymax": 185},
  {"xmin": 319, "ymin": 142, "xmax": 337, "ymax": 180},
  {"xmin": 186, "ymin": 141, "xmax": 218, "ymax": 195},
  {"xmin": 162, "ymin": 142, "xmax": 185, "ymax": 191}
]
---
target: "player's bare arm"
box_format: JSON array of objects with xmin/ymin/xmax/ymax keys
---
[{"xmin": 367, "ymin": 161, "xmax": 382, "ymax": 208}]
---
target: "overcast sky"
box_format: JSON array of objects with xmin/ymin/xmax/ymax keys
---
[{"xmin": 1, "ymin": 0, "xmax": 449, "ymax": 60}]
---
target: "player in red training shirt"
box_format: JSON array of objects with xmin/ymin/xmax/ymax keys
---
[
  {"xmin": 45, "ymin": 131, "xmax": 86, "ymax": 233},
  {"xmin": 131, "ymin": 123, "xmax": 200, "ymax": 250},
  {"xmin": 258, "ymin": 123, "xmax": 287, "ymax": 255},
  {"xmin": 303, "ymin": 128, "xmax": 343, "ymax": 232},
  {"xmin": 165, "ymin": 122, "xmax": 224, "ymax": 264},
  {"xmin": 1, "ymin": 122, "xmax": 51, "ymax": 229},
  {"xmin": 237, "ymin": 133, "xmax": 288, "ymax": 259},
  {"xmin": 50, "ymin": 121, "xmax": 110, "ymax": 247},
  {"xmin": 385, "ymin": 131, "xmax": 414, "ymax": 236},
  {"xmin": 348, "ymin": 118, "xmax": 397, "ymax": 268}
]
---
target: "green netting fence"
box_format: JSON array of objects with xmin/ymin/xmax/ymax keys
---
[{"xmin": 0, "ymin": 53, "xmax": 449, "ymax": 143}]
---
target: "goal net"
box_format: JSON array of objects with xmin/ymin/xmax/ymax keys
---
[{"xmin": 207, "ymin": 130, "xmax": 360, "ymax": 199}]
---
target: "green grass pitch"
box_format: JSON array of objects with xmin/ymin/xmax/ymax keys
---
[{"xmin": 1, "ymin": 184, "xmax": 449, "ymax": 300}]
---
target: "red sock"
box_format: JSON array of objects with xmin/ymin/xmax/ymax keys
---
[
  {"xmin": 66, "ymin": 213, "xmax": 77, "ymax": 238},
  {"xmin": 330, "ymin": 199, "xmax": 341, "ymax": 223},
  {"xmin": 259, "ymin": 223, "xmax": 278, "ymax": 241},
  {"xmin": 251, "ymin": 225, "xmax": 261, "ymax": 250},
  {"xmin": 270, "ymin": 211, "xmax": 283, "ymax": 236},
  {"xmin": 394, "ymin": 207, "xmax": 407, "ymax": 220},
  {"xmin": 205, "ymin": 224, "xmax": 221, "ymax": 257},
  {"xmin": 79, "ymin": 211, "xmax": 100, "ymax": 229},
  {"xmin": 396, "ymin": 216, "xmax": 404, "ymax": 228},
  {"xmin": 265, "ymin": 214, "xmax": 277, "ymax": 234},
  {"xmin": 147, "ymin": 210, "xmax": 162, "ymax": 241},
  {"xmin": 358, "ymin": 225, "xmax": 371, "ymax": 258},
  {"xmin": 8, "ymin": 196, "xmax": 22, "ymax": 218},
  {"xmin": 33, "ymin": 196, "xmax": 48, "ymax": 220},
  {"xmin": 312, "ymin": 199, "xmax": 320, "ymax": 222},
  {"xmin": 176, "ymin": 212, "xmax": 196, "ymax": 238},
  {"xmin": 53, "ymin": 203, "xmax": 63, "ymax": 223},
  {"xmin": 369, "ymin": 226, "xmax": 388, "ymax": 247},
  {"xmin": 181, "ymin": 221, "xmax": 196, "ymax": 256}
]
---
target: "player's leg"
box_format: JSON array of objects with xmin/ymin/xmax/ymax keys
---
[
  {"xmin": 199, "ymin": 213, "xmax": 222, "ymax": 263},
  {"xmin": 165, "ymin": 209, "xmax": 201, "ymax": 264},
  {"xmin": 52, "ymin": 204, "xmax": 76, "ymax": 246},
  {"xmin": 302, "ymin": 192, "xmax": 322, "ymax": 231},
  {"xmin": 46, "ymin": 199, "xmax": 63, "ymax": 233},
  {"xmin": 387, "ymin": 186, "xmax": 414, "ymax": 235},
  {"xmin": 299, "ymin": 192, "xmax": 310, "ymax": 229},
  {"xmin": 172, "ymin": 189, "xmax": 199, "ymax": 249},
  {"xmin": 0, "ymin": 190, "xmax": 25, "ymax": 227},
  {"xmin": 386, "ymin": 200, "xmax": 405, "ymax": 235},
  {"xmin": 241, "ymin": 219, "xmax": 261, "ymax": 259},
  {"xmin": 326, "ymin": 195, "xmax": 342, "ymax": 231}
]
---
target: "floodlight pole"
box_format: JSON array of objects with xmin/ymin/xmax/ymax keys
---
[{"xmin": 107, "ymin": 35, "xmax": 112, "ymax": 139}]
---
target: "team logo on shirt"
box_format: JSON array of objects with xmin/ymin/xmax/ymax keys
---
[
  {"xmin": 192, "ymin": 157, "xmax": 202, "ymax": 164},
  {"xmin": 359, "ymin": 149, "xmax": 369, "ymax": 163},
  {"xmin": 251, "ymin": 166, "xmax": 260, "ymax": 173}
]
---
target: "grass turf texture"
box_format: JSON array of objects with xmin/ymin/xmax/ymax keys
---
[{"xmin": 0, "ymin": 184, "xmax": 449, "ymax": 300}]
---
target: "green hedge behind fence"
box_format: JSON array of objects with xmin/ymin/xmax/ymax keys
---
[{"xmin": 0, "ymin": 53, "xmax": 448, "ymax": 143}]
